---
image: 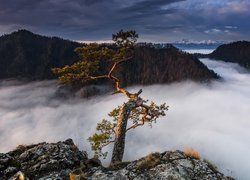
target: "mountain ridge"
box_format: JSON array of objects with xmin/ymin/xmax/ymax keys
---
[
  {"xmin": 0, "ymin": 29, "xmax": 81, "ymax": 80},
  {"xmin": 194, "ymin": 41, "xmax": 250, "ymax": 69},
  {"xmin": 0, "ymin": 30, "xmax": 219, "ymax": 85},
  {"xmin": 208, "ymin": 41, "xmax": 250, "ymax": 69}
]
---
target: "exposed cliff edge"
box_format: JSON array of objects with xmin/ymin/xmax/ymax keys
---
[
  {"xmin": 0, "ymin": 139, "xmax": 234, "ymax": 179},
  {"xmin": 0, "ymin": 30, "xmax": 219, "ymax": 84}
]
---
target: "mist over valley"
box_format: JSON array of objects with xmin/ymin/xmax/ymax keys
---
[
  {"xmin": 1, "ymin": 1, "xmax": 250, "ymax": 178},
  {"xmin": 1, "ymin": 48, "xmax": 250, "ymax": 179}
]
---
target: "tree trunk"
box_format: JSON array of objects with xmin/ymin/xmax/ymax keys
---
[{"xmin": 111, "ymin": 101, "xmax": 136, "ymax": 164}]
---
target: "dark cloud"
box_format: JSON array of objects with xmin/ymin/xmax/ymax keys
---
[
  {"xmin": 0, "ymin": 0, "xmax": 249, "ymax": 41},
  {"xmin": 119, "ymin": 0, "xmax": 183, "ymax": 13},
  {"xmin": 144, "ymin": 24, "xmax": 184, "ymax": 30},
  {"xmin": 82, "ymin": 0, "xmax": 107, "ymax": 6}
]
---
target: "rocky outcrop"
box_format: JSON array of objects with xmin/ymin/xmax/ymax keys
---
[
  {"xmin": 0, "ymin": 139, "xmax": 234, "ymax": 180},
  {"xmin": 0, "ymin": 139, "xmax": 87, "ymax": 179},
  {"xmin": 72, "ymin": 151, "xmax": 233, "ymax": 180}
]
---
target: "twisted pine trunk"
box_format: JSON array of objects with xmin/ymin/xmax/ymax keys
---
[{"xmin": 111, "ymin": 101, "xmax": 136, "ymax": 164}]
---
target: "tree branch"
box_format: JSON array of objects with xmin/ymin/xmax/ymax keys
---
[
  {"xmin": 89, "ymin": 75, "xmax": 109, "ymax": 80},
  {"xmin": 126, "ymin": 113, "xmax": 151, "ymax": 132},
  {"xmin": 126, "ymin": 121, "xmax": 145, "ymax": 132},
  {"xmin": 108, "ymin": 57, "xmax": 133, "ymax": 98},
  {"xmin": 126, "ymin": 102, "xmax": 154, "ymax": 132},
  {"xmin": 100, "ymin": 140, "xmax": 115, "ymax": 149},
  {"xmin": 108, "ymin": 56, "xmax": 132, "ymax": 77},
  {"xmin": 88, "ymin": 56, "xmax": 135, "ymax": 99}
]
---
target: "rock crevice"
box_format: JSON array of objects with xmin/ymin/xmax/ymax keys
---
[{"xmin": 0, "ymin": 139, "xmax": 234, "ymax": 180}]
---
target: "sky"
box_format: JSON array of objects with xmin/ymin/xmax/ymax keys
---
[
  {"xmin": 0, "ymin": 0, "xmax": 249, "ymax": 42},
  {"xmin": 1, "ymin": 56, "xmax": 250, "ymax": 179}
]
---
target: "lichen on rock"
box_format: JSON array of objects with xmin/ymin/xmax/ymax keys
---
[
  {"xmin": 0, "ymin": 139, "xmax": 234, "ymax": 180},
  {"xmin": 0, "ymin": 139, "xmax": 88, "ymax": 179}
]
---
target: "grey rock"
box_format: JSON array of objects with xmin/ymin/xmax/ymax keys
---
[
  {"xmin": 1, "ymin": 140, "xmax": 234, "ymax": 180},
  {"xmin": 0, "ymin": 153, "xmax": 18, "ymax": 179},
  {"xmin": 74, "ymin": 151, "xmax": 234, "ymax": 180},
  {"xmin": 0, "ymin": 139, "xmax": 87, "ymax": 179}
]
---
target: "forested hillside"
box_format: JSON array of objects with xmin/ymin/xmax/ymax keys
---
[
  {"xmin": 0, "ymin": 30, "xmax": 219, "ymax": 84},
  {"xmin": 209, "ymin": 41, "xmax": 250, "ymax": 69},
  {"xmin": 119, "ymin": 45, "xmax": 218, "ymax": 86},
  {"xmin": 0, "ymin": 30, "xmax": 81, "ymax": 79}
]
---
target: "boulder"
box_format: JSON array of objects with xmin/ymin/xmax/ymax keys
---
[{"xmin": 0, "ymin": 139, "xmax": 88, "ymax": 179}]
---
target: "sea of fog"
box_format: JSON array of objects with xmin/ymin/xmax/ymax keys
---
[{"xmin": 0, "ymin": 49, "xmax": 250, "ymax": 179}]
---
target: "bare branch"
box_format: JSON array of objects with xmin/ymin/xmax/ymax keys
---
[
  {"xmin": 126, "ymin": 121, "xmax": 145, "ymax": 132},
  {"xmin": 85, "ymin": 56, "xmax": 134, "ymax": 98},
  {"xmin": 108, "ymin": 56, "xmax": 132, "ymax": 77},
  {"xmin": 108, "ymin": 56, "xmax": 133, "ymax": 98},
  {"xmin": 136, "ymin": 89, "xmax": 143, "ymax": 96},
  {"xmin": 89, "ymin": 75, "xmax": 109, "ymax": 80}
]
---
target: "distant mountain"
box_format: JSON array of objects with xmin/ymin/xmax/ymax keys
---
[
  {"xmin": 0, "ymin": 30, "xmax": 219, "ymax": 84},
  {"xmin": 173, "ymin": 43, "xmax": 221, "ymax": 51},
  {"xmin": 0, "ymin": 29, "xmax": 81, "ymax": 79},
  {"xmin": 208, "ymin": 41, "xmax": 250, "ymax": 69},
  {"xmin": 173, "ymin": 39, "xmax": 224, "ymax": 45}
]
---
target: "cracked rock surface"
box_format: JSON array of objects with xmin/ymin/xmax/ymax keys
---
[
  {"xmin": 77, "ymin": 151, "xmax": 234, "ymax": 180},
  {"xmin": 0, "ymin": 139, "xmax": 87, "ymax": 179},
  {"xmin": 0, "ymin": 139, "xmax": 234, "ymax": 180}
]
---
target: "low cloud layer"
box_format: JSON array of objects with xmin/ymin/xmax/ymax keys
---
[{"xmin": 0, "ymin": 58, "xmax": 250, "ymax": 179}]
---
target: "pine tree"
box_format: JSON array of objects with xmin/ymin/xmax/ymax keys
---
[{"xmin": 53, "ymin": 30, "xmax": 168, "ymax": 164}]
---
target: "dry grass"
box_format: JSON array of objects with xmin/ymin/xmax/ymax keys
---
[
  {"xmin": 15, "ymin": 144, "xmax": 27, "ymax": 151},
  {"xmin": 136, "ymin": 152, "xmax": 161, "ymax": 170},
  {"xmin": 69, "ymin": 173, "xmax": 80, "ymax": 180},
  {"xmin": 183, "ymin": 148, "xmax": 201, "ymax": 160},
  {"xmin": 108, "ymin": 161, "xmax": 131, "ymax": 171},
  {"xmin": 10, "ymin": 144, "xmax": 28, "ymax": 157}
]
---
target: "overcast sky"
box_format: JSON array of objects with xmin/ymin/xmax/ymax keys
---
[{"xmin": 0, "ymin": 0, "xmax": 249, "ymax": 42}]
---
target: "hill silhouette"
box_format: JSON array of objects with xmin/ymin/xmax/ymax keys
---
[
  {"xmin": 207, "ymin": 41, "xmax": 250, "ymax": 69},
  {"xmin": 0, "ymin": 30, "xmax": 219, "ymax": 84},
  {"xmin": 0, "ymin": 30, "xmax": 80, "ymax": 79}
]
